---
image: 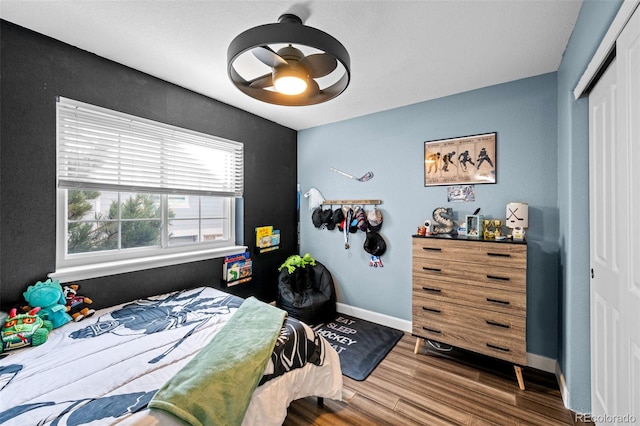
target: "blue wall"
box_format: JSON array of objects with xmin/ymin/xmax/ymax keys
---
[
  {"xmin": 300, "ymin": 0, "xmax": 625, "ymax": 414},
  {"xmin": 556, "ymin": 0, "xmax": 622, "ymax": 414},
  {"xmin": 299, "ymin": 73, "xmax": 559, "ymax": 360}
]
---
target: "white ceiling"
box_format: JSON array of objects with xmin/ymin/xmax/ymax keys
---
[{"xmin": 0, "ymin": 1, "xmax": 582, "ymax": 131}]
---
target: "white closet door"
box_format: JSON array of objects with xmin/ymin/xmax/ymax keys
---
[
  {"xmin": 590, "ymin": 5, "xmax": 640, "ymax": 423},
  {"xmin": 615, "ymin": 5, "xmax": 640, "ymax": 420},
  {"xmin": 589, "ymin": 58, "xmax": 619, "ymax": 422}
]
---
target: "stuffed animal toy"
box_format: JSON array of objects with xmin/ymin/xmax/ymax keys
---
[
  {"xmin": 63, "ymin": 284, "xmax": 95, "ymax": 322},
  {"xmin": 1, "ymin": 307, "xmax": 53, "ymax": 353},
  {"xmin": 23, "ymin": 279, "xmax": 72, "ymax": 328},
  {"xmin": 278, "ymin": 253, "xmax": 316, "ymax": 274}
]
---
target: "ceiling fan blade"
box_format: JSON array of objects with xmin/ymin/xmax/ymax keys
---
[
  {"xmin": 248, "ymin": 73, "xmax": 274, "ymax": 89},
  {"xmin": 299, "ymin": 54, "xmax": 337, "ymax": 78},
  {"xmin": 252, "ymin": 46, "xmax": 288, "ymax": 68},
  {"xmin": 306, "ymin": 79, "xmax": 320, "ymax": 97}
]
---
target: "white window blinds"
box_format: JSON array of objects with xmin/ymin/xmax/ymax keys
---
[{"xmin": 56, "ymin": 97, "xmax": 243, "ymax": 197}]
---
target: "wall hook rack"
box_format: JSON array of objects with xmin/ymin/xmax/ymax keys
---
[{"xmin": 320, "ymin": 199, "xmax": 382, "ymax": 206}]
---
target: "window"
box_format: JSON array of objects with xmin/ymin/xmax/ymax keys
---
[{"xmin": 52, "ymin": 97, "xmax": 245, "ymax": 282}]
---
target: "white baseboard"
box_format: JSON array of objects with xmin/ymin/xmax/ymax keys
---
[
  {"xmin": 336, "ymin": 302, "xmax": 558, "ymax": 375},
  {"xmin": 336, "ymin": 302, "xmax": 412, "ymax": 332},
  {"xmin": 526, "ymin": 352, "xmax": 557, "ymax": 374},
  {"xmin": 556, "ymin": 363, "xmax": 570, "ymax": 409}
]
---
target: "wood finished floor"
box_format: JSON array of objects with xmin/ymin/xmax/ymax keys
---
[{"xmin": 283, "ymin": 333, "xmax": 593, "ymax": 426}]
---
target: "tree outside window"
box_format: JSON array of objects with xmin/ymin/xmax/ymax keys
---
[
  {"xmin": 67, "ymin": 190, "xmax": 169, "ymax": 254},
  {"xmin": 66, "ymin": 190, "xmax": 225, "ymax": 255}
]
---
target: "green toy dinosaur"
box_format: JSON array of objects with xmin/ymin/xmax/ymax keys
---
[
  {"xmin": 1, "ymin": 307, "xmax": 53, "ymax": 353},
  {"xmin": 278, "ymin": 253, "xmax": 316, "ymax": 274}
]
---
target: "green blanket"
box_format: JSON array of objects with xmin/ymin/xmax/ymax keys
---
[{"xmin": 148, "ymin": 297, "xmax": 286, "ymax": 426}]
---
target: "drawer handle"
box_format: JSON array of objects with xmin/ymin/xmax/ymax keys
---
[
  {"xmin": 422, "ymin": 247, "xmax": 442, "ymax": 252},
  {"xmin": 487, "ymin": 252, "xmax": 511, "ymax": 257},
  {"xmin": 487, "ymin": 275, "xmax": 510, "ymax": 281},
  {"xmin": 422, "ymin": 326, "xmax": 441, "ymax": 334},
  {"xmin": 486, "ymin": 343, "xmax": 510, "ymax": 352},
  {"xmin": 487, "ymin": 298, "xmax": 510, "ymax": 305},
  {"xmin": 422, "ymin": 307, "xmax": 441, "ymax": 314},
  {"xmin": 422, "ymin": 286, "xmax": 442, "ymax": 293},
  {"xmin": 422, "ymin": 267, "xmax": 442, "ymax": 272},
  {"xmin": 486, "ymin": 320, "xmax": 510, "ymax": 329}
]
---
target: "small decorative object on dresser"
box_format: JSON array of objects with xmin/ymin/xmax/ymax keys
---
[
  {"xmin": 482, "ymin": 219, "xmax": 504, "ymax": 240},
  {"xmin": 411, "ymin": 235, "xmax": 528, "ymax": 390},
  {"xmin": 465, "ymin": 215, "xmax": 482, "ymax": 238},
  {"xmin": 432, "ymin": 207, "xmax": 456, "ymax": 235},
  {"xmin": 506, "ymin": 202, "xmax": 529, "ymax": 240}
]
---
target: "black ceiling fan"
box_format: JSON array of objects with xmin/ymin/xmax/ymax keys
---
[{"xmin": 227, "ymin": 14, "xmax": 351, "ymax": 106}]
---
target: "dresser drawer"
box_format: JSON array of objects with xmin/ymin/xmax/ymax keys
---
[
  {"xmin": 413, "ymin": 300, "xmax": 525, "ymax": 341},
  {"xmin": 412, "ymin": 322, "xmax": 527, "ymax": 364},
  {"xmin": 412, "ymin": 302, "xmax": 526, "ymax": 364},
  {"xmin": 413, "ymin": 277, "xmax": 526, "ymax": 316},
  {"xmin": 412, "ymin": 258, "xmax": 526, "ymax": 292},
  {"xmin": 413, "ymin": 237, "xmax": 526, "ymax": 268}
]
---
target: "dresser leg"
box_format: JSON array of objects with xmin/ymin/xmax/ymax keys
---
[
  {"xmin": 414, "ymin": 337, "xmax": 424, "ymax": 354},
  {"xmin": 514, "ymin": 365, "xmax": 525, "ymax": 390}
]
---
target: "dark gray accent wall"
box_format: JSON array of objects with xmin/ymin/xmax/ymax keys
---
[{"xmin": 0, "ymin": 20, "xmax": 297, "ymax": 310}]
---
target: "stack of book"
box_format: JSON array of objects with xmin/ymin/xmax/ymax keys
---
[
  {"xmin": 255, "ymin": 225, "xmax": 280, "ymax": 253},
  {"xmin": 223, "ymin": 252, "xmax": 252, "ymax": 286}
]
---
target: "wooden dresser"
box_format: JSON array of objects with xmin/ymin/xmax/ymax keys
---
[{"xmin": 412, "ymin": 235, "xmax": 527, "ymax": 389}]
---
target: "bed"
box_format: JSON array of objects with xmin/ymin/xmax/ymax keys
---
[{"xmin": 0, "ymin": 286, "xmax": 343, "ymax": 425}]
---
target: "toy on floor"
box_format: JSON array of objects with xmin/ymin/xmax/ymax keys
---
[
  {"xmin": 1, "ymin": 307, "xmax": 53, "ymax": 353},
  {"xmin": 63, "ymin": 284, "xmax": 95, "ymax": 322},
  {"xmin": 23, "ymin": 279, "xmax": 72, "ymax": 328}
]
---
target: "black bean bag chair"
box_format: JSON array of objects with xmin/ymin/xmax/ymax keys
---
[{"xmin": 276, "ymin": 260, "xmax": 336, "ymax": 325}]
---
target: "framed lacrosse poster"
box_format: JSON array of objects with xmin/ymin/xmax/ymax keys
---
[{"xmin": 424, "ymin": 132, "xmax": 496, "ymax": 187}]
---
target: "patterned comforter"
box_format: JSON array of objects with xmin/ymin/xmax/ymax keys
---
[{"xmin": 0, "ymin": 286, "xmax": 342, "ymax": 425}]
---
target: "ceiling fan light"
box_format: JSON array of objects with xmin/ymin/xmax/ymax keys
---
[
  {"xmin": 273, "ymin": 67, "xmax": 308, "ymax": 95},
  {"xmin": 274, "ymin": 75, "xmax": 307, "ymax": 95}
]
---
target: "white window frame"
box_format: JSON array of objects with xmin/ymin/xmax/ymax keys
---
[{"xmin": 51, "ymin": 98, "xmax": 246, "ymax": 282}]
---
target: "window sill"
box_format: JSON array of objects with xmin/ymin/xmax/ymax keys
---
[{"xmin": 49, "ymin": 245, "xmax": 248, "ymax": 283}]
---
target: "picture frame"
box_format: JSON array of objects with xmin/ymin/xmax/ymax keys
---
[
  {"xmin": 465, "ymin": 215, "xmax": 482, "ymax": 238},
  {"xmin": 424, "ymin": 132, "xmax": 496, "ymax": 186}
]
